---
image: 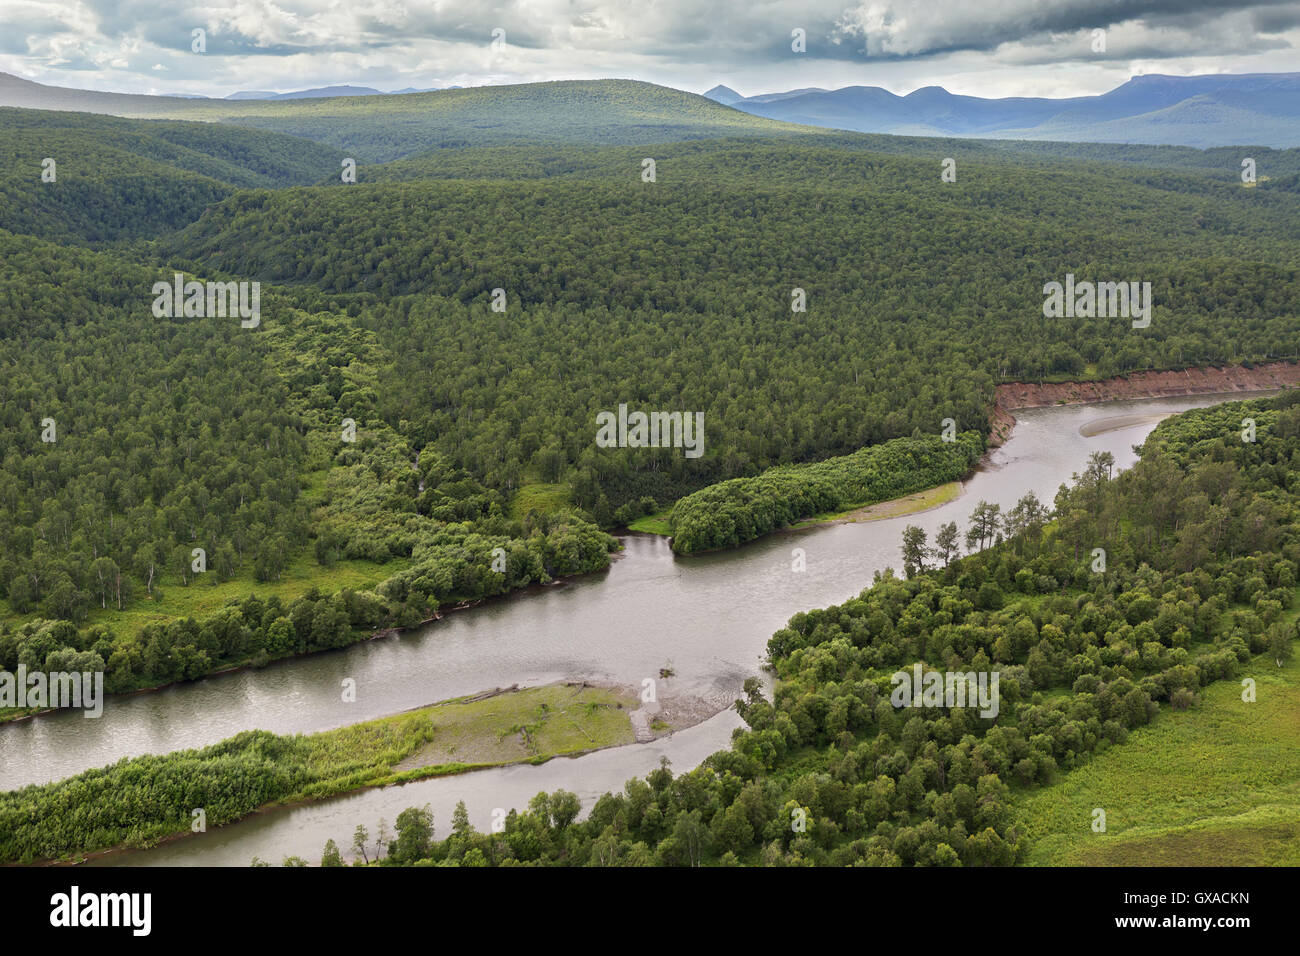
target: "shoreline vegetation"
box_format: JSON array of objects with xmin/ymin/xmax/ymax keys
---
[
  {"xmin": 1, "ymin": 681, "xmax": 672, "ymax": 865},
  {"xmin": 667, "ymin": 432, "xmax": 985, "ymax": 554},
  {"xmin": 0, "ymin": 564, "xmax": 601, "ymax": 726},
  {"xmin": 630, "ymin": 362, "xmax": 1300, "ymax": 549},
  {"xmin": 787, "ymin": 481, "xmax": 964, "ymax": 529},
  {"xmin": 9, "ymin": 392, "xmax": 1300, "ymax": 868},
  {"xmin": 335, "ymin": 393, "xmax": 1300, "ymax": 868},
  {"xmin": 990, "ymin": 360, "xmax": 1300, "ymax": 445},
  {"xmin": 5, "ymin": 365, "xmax": 1294, "ymax": 725}
]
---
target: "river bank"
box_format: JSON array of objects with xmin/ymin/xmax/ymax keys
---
[
  {"xmin": 13, "ymin": 680, "xmax": 725, "ymax": 866},
  {"xmin": 66, "ymin": 393, "xmax": 1247, "ymax": 865},
  {"xmin": 0, "ymin": 564, "xmax": 601, "ymax": 728},
  {"xmin": 990, "ymin": 361, "xmax": 1300, "ymax": 445}
]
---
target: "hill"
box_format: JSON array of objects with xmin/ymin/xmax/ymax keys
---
[
  {"xmin": 0, "ymin": 108, "xmax": 338, "ymax": 242},
  {"xmin": 0, "ymin": 74, "xmax": 811, "ymax": 161}
]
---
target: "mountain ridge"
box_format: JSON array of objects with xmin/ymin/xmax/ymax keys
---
[{"xmin": 719, "ymin": 72, "xmax": 1300, "ymax": 147}]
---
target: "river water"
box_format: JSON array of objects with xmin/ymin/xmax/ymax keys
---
[{"xmin": 0, "ymin": 393, "xmax": 1255, "ymax": 865}]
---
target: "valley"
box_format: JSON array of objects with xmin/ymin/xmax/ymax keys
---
[{"xmin": 0, "ymin": 61, "xmax": 1296, "ymax": 876}]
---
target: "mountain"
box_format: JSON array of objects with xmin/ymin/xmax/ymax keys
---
[
  {"xmin": 275, "ymin": 85, "xmax": 383, "ymax": 99},
  {"xmin": 703, "ymin": 84, "xmax": 743, "ymax": 105},
  {"xmin": 0, "ymin": 74, "xmax": 805, "ymax": 161},
  {"xmin": 728, "ymin": 73, "xmax": 1300, "ymax": 147},
  {"xmin": 742, "ymin": 88, "xmax": 828, "ymax": 104},
  {"xmin": 225, "ymin": 85, "xmax": 382, "ymax": 100}
]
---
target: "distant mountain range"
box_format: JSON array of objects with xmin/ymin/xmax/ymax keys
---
[
  {"xmin": 224, "ymin": 85, "xmax": 459, "ymax": 100},
  {"xmin": 704, "ymin": 73, "xmax": 1300, "ymax": 148},
  {"xmin": 3, "ymin": 69, "xmax": 1296, "ymax": 154}
]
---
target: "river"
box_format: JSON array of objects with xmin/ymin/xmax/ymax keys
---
[{"xmin": 0, "ymin": 393, "xmax": 1258, "ymax": 865}]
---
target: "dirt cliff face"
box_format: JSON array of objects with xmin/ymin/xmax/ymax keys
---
[{"xmin": 987, "ymin": 361, "xmax": 1299, "ymax": 447}]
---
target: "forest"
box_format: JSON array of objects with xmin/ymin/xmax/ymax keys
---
[
  {"xmin": 331, "ymin": 391, "xmax": 1300, "ymax": 866},
  {"xmin": 0, "ymin": 97, "xmax": 1297, "ymax": 714},
  {"xmin": 5, "ymin": 392, "xmax": 1293, "ymax": 864},
  {"xmin": 668, "ymin": 432, "xmax": 984, "ymax": 553}
]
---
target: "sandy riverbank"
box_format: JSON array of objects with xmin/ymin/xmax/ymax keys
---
[{"xmin": 989, "ymin": 361, "xmax": 1299, "ymax": 446}]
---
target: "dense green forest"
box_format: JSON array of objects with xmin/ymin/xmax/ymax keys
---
[
  {"xmin": 668, "ymin": 432, "xmax": 984, "ymax": 553},
  {"xmin": 164, "ymin": 135, "xmax": 1298, "ymax": 513},
  {"xmin": 346, "ymin": 392, "xmax": 1299, "ymax": 866},
  {"xmin": 0, "ymin": 108, "xmax": 337, "ymax": 241},
  {"xmin": 5, "ymin": 393, "xmax": 1293, "ymax": 864},
  {"xmin": 0, "ymin": 227, "xmax": 615, "ymax": 701},
  {"xmin": 1, "ymin": 93, "xmax": 1297, "ymax": 711}
]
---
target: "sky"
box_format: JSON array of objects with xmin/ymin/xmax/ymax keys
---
[{"xmin": 1, "ymin": 0, "xmax": 1298, "ymax": 100}]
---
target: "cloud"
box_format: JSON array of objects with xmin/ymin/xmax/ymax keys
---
[{"xmin": 0, "ymin": 0, "xmax": 1295, "ymax": 98}]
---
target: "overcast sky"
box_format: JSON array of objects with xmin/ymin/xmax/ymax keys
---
[{"xmin": 2, "ymin": 1, "xmax": 1298, "ymax": 99}]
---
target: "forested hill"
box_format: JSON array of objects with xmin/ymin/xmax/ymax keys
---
[
  {"xmin": 7, "ymin": 72, "xmax": 1300, "ymax": 169},
  {"xmin": 161, "ymin": 136, "xmax": 1300, "ymax": 515},
  {"xmin": 1, "ymin": 96, "xmax": 1298, "ymax": 713},
  {"xmin": 0, "ymin": 109, "xmax": 338, "ymax": 242}
]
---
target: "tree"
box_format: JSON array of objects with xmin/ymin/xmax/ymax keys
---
[
  {"xmin": 549, "ymin": 790, "xmax": 582, "ymax": 830},
  {"xmin": 90, "ymin": 557, "xmax": 119, "ymax": 609},
  {"xmin": 1003, "ymin": 492, "xmax": 1048, "ymax": 554},
  {"xmin": 965, "ymin": 501, "xmax": 1002, "ymax": 552},
  {"xmin": 1268, "ymin": 622, "xmax": 1294, "ymax": 668},
  {"xmin": 901, "ymin": 525, "xmax": 929, "ymax": 578},
  {"xmin": 351, "ymin": 824, "xmax": 370, "ymax": 864},
  {"xmin": 392, "ymin": 806, "xmax": 433, "ymax": 863},
  {"xmin": 451, "ymin": 800, "xmax": 472, "ymax": 839},
  {"xmin": 933, "ymin": 522, "xmax": 960, "ymax": 567},
  {"xmin": 320, "ymin": 838, "xmax": 343, "ymax": 867}
]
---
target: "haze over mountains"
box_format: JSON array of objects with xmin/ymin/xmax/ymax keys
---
[
  {"xmin": 706, "ymin": 73, "xmax": 1300, "ymax": 148},
  {"xmin": 0, "ymin": 73, "xmax": 801, "ymax": 160},
  {"xmin": 3, "ymin": 70, "xmax": 1297, "ymax": 157}
]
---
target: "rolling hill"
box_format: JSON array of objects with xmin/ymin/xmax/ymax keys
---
[
  {"xmin": 0, "ymin": 108, "xmax": 338, "ymax": 242},
  {"xmin": 0, "ymin": 74, "xmax": 810, "ymax": 161}
]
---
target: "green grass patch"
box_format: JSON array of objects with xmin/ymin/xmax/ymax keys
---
[
  {"xmin": 628, "ymin": 510, "xmax": 674, "ymax": 535},
  {"xmin": 511, "ymin": 482, "xmax": 573, "ymax": 519},
  {"xmin": 790, "ymin": 480, "xmax": 964, "ymax": 528},
  {"xmin": 1013, "ymin": 651, "xmax": 1300, "ymax": 866},
  {"xmin": 0, "ymin": 682, "xmax": 635, "ymax": 863},
  {"xmin": 395, "ymin": 683, "xmax": 636, "ymax": 768}
]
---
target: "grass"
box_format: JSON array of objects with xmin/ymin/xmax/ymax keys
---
[
  {"xmin": 1, "ymin": 550, "xmax": 409, "ymax": 641},
  {"xmin": 627, "ymin": 479, "xmax": 966, "ymax": 539},
  {"xmin": 3, "ymin": 682, "xmax": 636, "ymax": 863},
  {"xmin": 789, "ymin": 480, "xmax": 964, "ymax": 528},
  {"xmin": 628, "ymin": 510, "xmax": 673, "ymax": 535},
  {"xmin": 510, "ymin": 482, "xmax": 573, "ymax": 519},
  {"xmin": 1013, "ymin": 649, "xmax": 1300, "ymax": 866},
  {"xmin": 394, "ymin": 683, "xmax": 636, "ymax": 769}
]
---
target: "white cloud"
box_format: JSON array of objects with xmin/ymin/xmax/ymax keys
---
[{"xmin": 0, "ymin": 0, "xmax": 1295, "ymax": 98}]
